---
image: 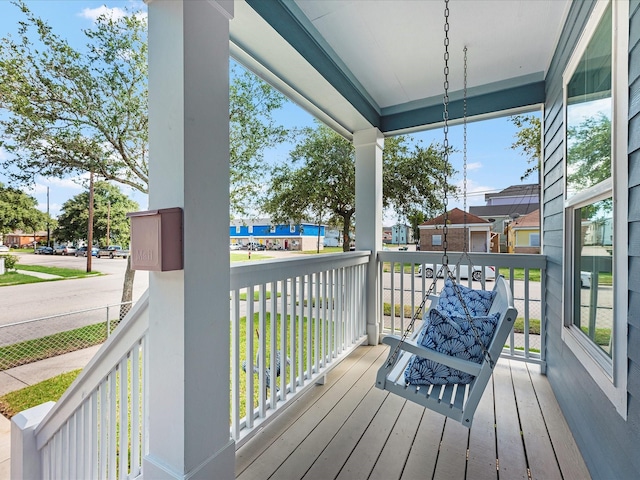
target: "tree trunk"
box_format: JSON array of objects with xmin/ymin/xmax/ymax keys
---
[
  {"xmin": 342, "ymin": 215, "xmax": 352, "ymax": 252},
  {"xmin": 119, "ymin": 255, "xmax": 136, "ymax": 321}
]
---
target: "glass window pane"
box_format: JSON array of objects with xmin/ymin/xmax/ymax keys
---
[
  {"xmin": 573, "ymin": 198, "xmax": 613, "ymax": 357},
  {"xmin": 530, "ymin": 233, "xmax": 540, "ymax": 247},
  {"xmin": 566, "ymin": 4, "xmax": 612, "ymax": 198}
]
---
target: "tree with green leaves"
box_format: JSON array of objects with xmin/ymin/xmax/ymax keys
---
[
  {"xmin": 567, "ymin": 113, "xmax": 611, "ymax": 192},
  {"xmin": 263, "ymin": 124, "xmax": 456, "ymax": 251},
  {"xmin": 54, "ymin": 181, "xmax": 139, "ymax": 247},
  {"xmin": 230, "ymin": 65, "xmax": 289, "ymax": 216},
  {"xmin": 510, "ymin": 114, "xmax": 541, "ymax": 181},
  {"xmin": 0, "ymin": 2, "xmax": 289, "ymax": 309},
  {"xmin": 0, "ymin": 183, "xmax": 49, "ymax": 244}
]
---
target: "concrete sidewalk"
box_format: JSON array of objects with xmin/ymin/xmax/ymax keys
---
[
  {"xmin": 15, "ymin": 269, "xmax": 62, "ymax": 280},
  {"xmin": 0, "ymin": 346, "xmax": 99, "ymax": 479}
]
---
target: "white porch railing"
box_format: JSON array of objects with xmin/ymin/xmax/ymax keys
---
[
  {"xmin": 377, "ymin": 251, "xmax": 547, "ymax": 370},
  {"xmin": 11, "ymin": 291, "xmax": 149, "ymax": 480},
  {"xmin": 11, "ymin": 253, "xmax": 371, "ymax": 478},
  {"xmin": 230, "ymin": 251, "xmax": 370, "ymax": 446}
]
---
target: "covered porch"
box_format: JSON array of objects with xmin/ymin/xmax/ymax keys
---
[
  {"xmin": 13, "ymin": 0, "xmax": 639, "ymax": 478},
  {"xmin": 236, "ymin": 346, "xmax": 588, "ymax": 480}
]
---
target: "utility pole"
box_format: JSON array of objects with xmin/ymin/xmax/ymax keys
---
[
  {"xmin": 106, "ymin": 200, "xmax": 111, "ymax": 246},
  {"xmin": 46, "ymin": 186, "xmax": 50, "ymax": 247},
  {"xmin": 87, "ymin": 173, "xmax": 94, "ymax": 273}
]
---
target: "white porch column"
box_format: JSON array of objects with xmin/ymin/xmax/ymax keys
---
[
  {"xmin": 354, "ymin": 128, "xmax": 384, "ymax": 345},
  {"xmin": 144, "ymin": 1, "xmax": 234, "ymax": 479}
]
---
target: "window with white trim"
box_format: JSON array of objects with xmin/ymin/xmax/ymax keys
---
[
  {"xmin": 562, "ymin": 0, "xmax": 628, "ymax": 416},
  {"xmin": 432, "ymin": 234, "xmax": 442, "ymax": 247}
]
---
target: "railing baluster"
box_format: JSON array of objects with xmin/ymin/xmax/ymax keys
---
[
  {"xmin": 132, "ymin": 342, "xmax": 141, "ymax": 476},
  {"xmin": 245, "ymin": 286, "xmax": 255, "ymax": 428},
  {"xmin": 298, "ymin": 275, "xmax": 305, "ymax": 385},
  {"xmin": 231, "ymin": 290, "xmax": 240, "ymax": 440},
  {"xmin": 119, "ymin": 357, "xmax": 128, "ymax": 480},
  {"xmin": 290, "ymin": 278, "xmax": 297, "ymax": 394},
  {"xmin": 270, "ymin": 280, "xmax": 278, "ymax": 410},
  {"xmin": 109, "ymin": 370, "xmax": 117, "ymax": 480},
  {"xmin": 280, "ymin": 278, "xmax": 288, "ymax": 400}
]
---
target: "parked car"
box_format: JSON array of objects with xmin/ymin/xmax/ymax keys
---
[
  {"xmin": 229, "ymin": 243, "xmax": 242, "ymax": 250},
  {"xmin": 0, "ymin": 245, "xmax": 9, "ymax": 253},
  {"xmin": 96, "ymin": 245, "xmax": 129, "ymax": 259},
  {"xmin": 244, "ymin": 242, "xmax": 266, "ymax": 251},
  {"xmin": 54, "ymin": 245, "xmax": 76, "ymax": 256},
  {"xmin": 35, "ymin": 246, "xmax": 54, "ymax": 255},
  {"xmin": 415, "ymin": 263, "xmax": 496, "ymax": 281},
  {"xmin": 75, "ymin": 246, "xmax": 99, "ymax": 257}
]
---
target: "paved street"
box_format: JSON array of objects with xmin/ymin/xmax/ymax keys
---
[{"xmin": 1, "ymin": 252, "xmax": 149, "ymax": 327}]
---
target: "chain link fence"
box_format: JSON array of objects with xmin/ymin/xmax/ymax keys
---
[{"xmin": 0, "ymin": 302, "xmax": 132, "ymax": 371}]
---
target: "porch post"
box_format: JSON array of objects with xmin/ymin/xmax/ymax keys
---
[
  {"xmin": 354, "ymin": 128, "xmax": 384, "ymax": 345},
  {"xmin": 144, "ymin": 1, "xmax": 234, "ymax": 479}
]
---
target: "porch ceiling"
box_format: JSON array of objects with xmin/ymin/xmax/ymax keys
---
[{"xmin": 230, "ymin": 0, "xmax": 571, "ymax": 138}]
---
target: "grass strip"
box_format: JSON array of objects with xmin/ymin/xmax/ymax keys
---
[
  {"xmin": 239, "ymin": 291, "xmax": 281, "ymax": 301},
  {"xmin": 0, "ymin": 323, "xmax": 109, "ymax": 371},
  {"xmin": 0, "ymin": 370, "xmax": 81, "ymax": 419},
  {"xmin": 0, "ymin": 272, "xmax": 45, "ymax": 286},
  {"xmin": 15, "ymin": 264, "xmax": 101, "ymax": 278}
]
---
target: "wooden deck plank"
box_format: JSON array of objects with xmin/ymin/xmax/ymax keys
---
[
  {"xmin": 467, "ymin": 375, "xmax": 498, "ymax": 479},
  {"xmin": 400, "ymin": 407, "xmax": 445, "ymax": 480},
  {"xmin": 492, "ymin": 362, "xmax": 529, "ymax": 479},
  {"xmin": 367, "ymin": 400, "xmax": 424, "ymax": 480},
  {"xmin": 433, "ymin": 419, "xmax": 469, "ymax": 480},
  {"xmin": 236, "ymin": 346, "xmax": 385, "ymax": 480},
  {"xmin": 236, "ymin": 346, "xmax": 590, "ymax": 480},
  {"xmin": 334, "ymin": 393, "xmax": 406, "ymax": 480},
  {"xmin": 301, "ymin": 386, "xmax": 389, "ymax": 480},
  {"xmin": 267, "ymin": 347, "xmax": 388, "ymax": 480},
  {"xmin": 510, "ymin": 361, "xmax": 563, "ymax": 480},
  {"xmin": 526, "ymin": 364, "xmax": 592, "ymax": 480},
  {"xmin": 235, "ymin": 346, "xmax": 369, "ymax": 474}
]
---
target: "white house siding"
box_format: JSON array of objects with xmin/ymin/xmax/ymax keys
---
[{"xmin": 543, "ymin": 0, "xmax": 640, "ymax": 477}]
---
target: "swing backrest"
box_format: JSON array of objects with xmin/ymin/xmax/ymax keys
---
[{"xmin": 486, "ymin": 275, "xmax": 517, "ymax": 361}]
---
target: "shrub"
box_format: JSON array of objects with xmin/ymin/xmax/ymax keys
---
[{"xmin": 2, "ymin": 254, "xmax": 18, "ymax": 271}]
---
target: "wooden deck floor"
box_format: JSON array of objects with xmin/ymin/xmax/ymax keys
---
[{"xmin": 236, "ymin": 344, "xmax": 590, "ymax": 480}]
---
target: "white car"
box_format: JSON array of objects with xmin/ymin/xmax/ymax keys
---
[
  {"xmin": 415, "ymin": 263, "xmax": 496, "ymax": 281},
  {"xmin": 0, "ymin": 244, "xmax": 9, "ymax": 253},
  {"xmin": 229, "ymin": 243, "xmax": 242, "ymax": 250}
]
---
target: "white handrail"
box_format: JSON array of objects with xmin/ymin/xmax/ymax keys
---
[{"xmin": 35, "ymin": 290, "xmax": 149, "ymax": 448}]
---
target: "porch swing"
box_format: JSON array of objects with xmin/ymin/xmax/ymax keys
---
[{"xmin": 375, "ymin": 0, "xmax": 517, "ymax": 428}]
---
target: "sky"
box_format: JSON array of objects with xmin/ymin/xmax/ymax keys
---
[{"xmin": 0, "ymin": 1, "xmax": 539, "ymax": 227}]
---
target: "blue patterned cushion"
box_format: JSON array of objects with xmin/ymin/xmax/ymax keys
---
[
  {"xmin": 437, "ymin": 278, "xmax": 496, "ymax": 317},
  {"xmin": 404, "ymin": 308, "xmax": 501, "ymax": 385}
]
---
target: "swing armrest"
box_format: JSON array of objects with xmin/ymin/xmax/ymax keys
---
[{"xmin": 381, "ymin": 335, "xmax": 482, "ymax": 377}]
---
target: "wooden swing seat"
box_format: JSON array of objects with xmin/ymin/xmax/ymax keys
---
[{"xmin": 375, "ymin": 275, "xmax": 517, "ymax": 428}]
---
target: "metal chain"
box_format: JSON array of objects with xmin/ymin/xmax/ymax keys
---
[
  {"xmin": 463, "ymin": 46, "xmax": 468, "ymax": 255},
  {"xmin": 385, "ymin": 0, "xmax": 493, "ymax": 372},
  {"xmin": 441, "ymin": 0, "xmax": 450, "ymax": 269}
]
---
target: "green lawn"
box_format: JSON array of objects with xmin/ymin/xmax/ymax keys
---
[
  {"xmin": 0, "ymin": 322, "xmax": 110, "ymax": 371},
  {"xmin": 230, "ymin": 252, "xmax": 272, "ymax": 262},
  {"xmin": 0, "ymin": 271, "xmax": 45, "ymax": 286},
  {"xmin": 16, "ymin": 263, "xmax": 102, "ymax": 278},
  {"xmin": 0, "ymin": 370, "xmax": 81, "ymax": 419},
  {"xmin": 0, "ymin": 264, "xmax": 102, "ymax": 287}
]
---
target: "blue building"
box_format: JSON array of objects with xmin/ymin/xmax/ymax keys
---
[{"xmin": 230, "ymin": 219, "xmax": 325, "ymax": 251}]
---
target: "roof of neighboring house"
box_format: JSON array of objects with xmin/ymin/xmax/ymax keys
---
[
  {"xmin": 484, "ymin": 183, "xmax": 540, "ymax": 200},
  {"xmin": 511, "ymin": 209, "xmax": 540, "ymax": 229},
  {"xmin": 5, "ymin": 230, "xmax": 48, "ymax": 237},
  {"xmin": 470, "ymin": 203, "xmax": 540, "ymax": 217},
  {"xmin": 420, "ymin": 208, "xmax": 490, "ymax": 227}
]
